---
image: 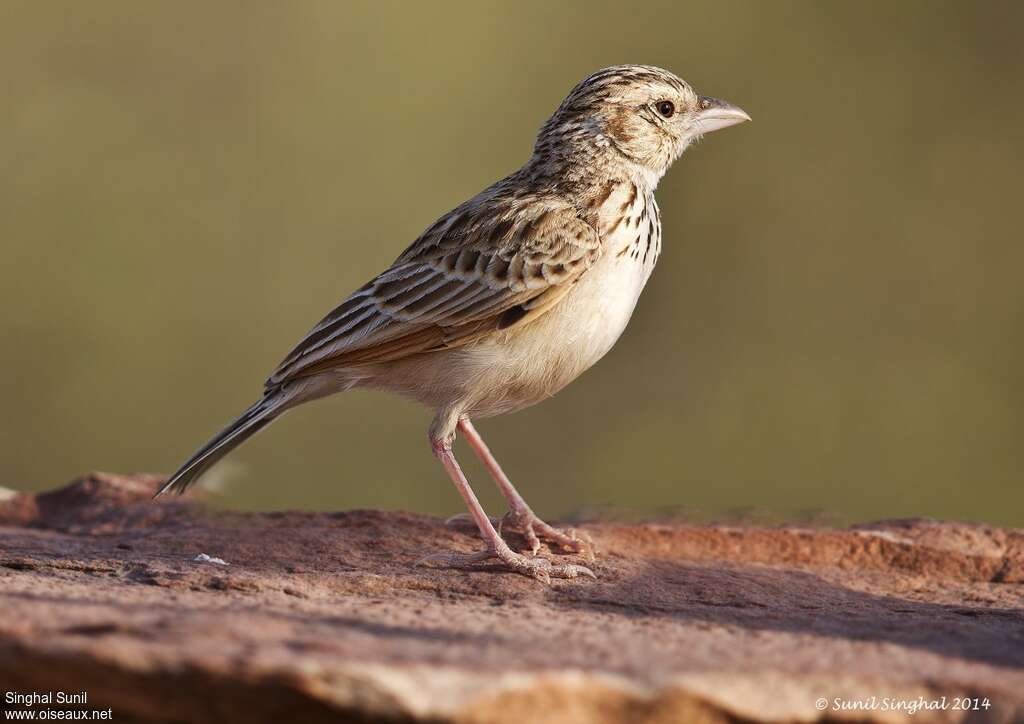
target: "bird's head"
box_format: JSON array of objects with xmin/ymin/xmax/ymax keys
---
[{"xmin": 533, "ymin": 65, "xmax": 750, "ymax": 186}]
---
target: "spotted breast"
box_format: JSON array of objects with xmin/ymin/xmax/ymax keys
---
[{"xmin": 445, "ymin": 178, "xmax": 662, "ymax": 417}]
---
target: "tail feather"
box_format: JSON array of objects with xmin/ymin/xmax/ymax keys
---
[{"xmin": 155, "ymin": 397, "xmax": 280, "ymax": 498}]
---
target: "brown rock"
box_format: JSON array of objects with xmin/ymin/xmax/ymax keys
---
[{"xmin": 1, "ymin": 473, "xmax": 1022, "ymax": 723}]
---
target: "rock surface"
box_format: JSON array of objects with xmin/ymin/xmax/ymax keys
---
[{"xmin": 1, "ymin": 473, "xmax": 1023, "ymax": 723}]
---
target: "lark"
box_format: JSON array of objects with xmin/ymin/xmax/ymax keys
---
[{"xmin": 157, "ymin": 65, "xmax": 749, "ymax": 582}]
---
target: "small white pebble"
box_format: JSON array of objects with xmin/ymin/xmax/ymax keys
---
[{"xmin": 193, "ymin": 553, "xmax": 229, "ymax": 566}]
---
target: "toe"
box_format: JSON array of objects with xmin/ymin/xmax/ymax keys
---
[
  {"xmin": 414, "ymin": 540, "xmax": 595, "ymax": 582},
  {"xmin": 523, "ymin": 526, "xmax": 542, "ymax": 556},
  {"xmin": 534, "ymin": 521, "xmax": 593, "ymax": 555},
  {"xmin": 549, "ymin": 563, "xmax": 597, "ymax": 580}
]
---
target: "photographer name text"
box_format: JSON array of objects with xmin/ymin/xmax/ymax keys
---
[{"xmin": 5, "ymin": 692, "xmax": 88, "ymax": 707}]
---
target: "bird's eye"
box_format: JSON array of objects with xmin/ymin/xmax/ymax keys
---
[{"xmin": 656, "ymin": 100, "xmax": 675, "ymax": 118}]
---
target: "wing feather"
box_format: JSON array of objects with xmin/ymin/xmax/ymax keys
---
[{"xmin": 266, "ymin": 196, "xmax": 601, "ymax": 389}]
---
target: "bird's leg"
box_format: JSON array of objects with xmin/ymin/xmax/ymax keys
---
[
  {"xmin": 457, "ymin": 418, "xmax": 592, "ymax": 558},
  {"xmin": 420, "ymin": 437, "xmax": 594, "ymax": 582}
]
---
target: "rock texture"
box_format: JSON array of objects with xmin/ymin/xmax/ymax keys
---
[{"xmin": 1, "ymin": 473, "xmax": 1023, "ymax": 723}]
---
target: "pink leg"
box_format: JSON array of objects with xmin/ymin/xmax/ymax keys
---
[
  {"xmin": 422, "ymin": 439, "xmax": 594, "ymax": 582},
  {"xmin": 457, "ymin": 418, "xmax": 592, "ymax": 558}
]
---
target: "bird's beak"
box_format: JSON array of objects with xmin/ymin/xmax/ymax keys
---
[{"xmin": 691, "ymin": 96, "xmax": 751, "ymax": 135}]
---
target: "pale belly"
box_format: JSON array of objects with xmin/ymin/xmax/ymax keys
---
[{"xmin": 455, "ymin": 238, "xmax": 656, "ymax": 417}]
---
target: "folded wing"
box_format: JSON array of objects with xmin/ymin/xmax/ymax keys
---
[{"xmin": 265, "ymin": 197, "xmax": 602, "ymax": 390}]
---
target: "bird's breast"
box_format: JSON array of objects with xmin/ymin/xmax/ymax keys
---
[
  {"xmin": 480, "ymin": 184, "xmax": 661, "ymax": 404},
  {"xmin": 552, "ymin": 187, "xmax": 661, "ymax": 369}
]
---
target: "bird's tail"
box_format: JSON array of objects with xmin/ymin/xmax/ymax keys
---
[{"xmin": 155, "ymin": 393, "xmax": 287, "ymax": 498}]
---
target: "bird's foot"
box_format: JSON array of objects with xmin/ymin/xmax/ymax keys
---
[
  {"xmin": 499, "ymin": 506, "xmax": 595, "ymax": 560},
  {"xmin": 416, "ymin": 541, "xmax": 595, "ymax": 583},
  {"xmin": 445, "ymin": 510, "xmax": 595, "ymax": 559}
]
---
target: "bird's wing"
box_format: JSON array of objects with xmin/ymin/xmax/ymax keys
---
[{"xmin": 265, "ymin": 198, "xmax": 601, "ymax": 389}]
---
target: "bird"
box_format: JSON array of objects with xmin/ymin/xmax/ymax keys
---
[{"xmin": 156, "ymin": 65, "xmax": 750, "ymax": 582}]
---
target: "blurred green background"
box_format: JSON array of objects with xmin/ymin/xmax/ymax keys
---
[{"xmin": 2, "ymin": 1, "xmax": 1022, "ymax": 526}]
